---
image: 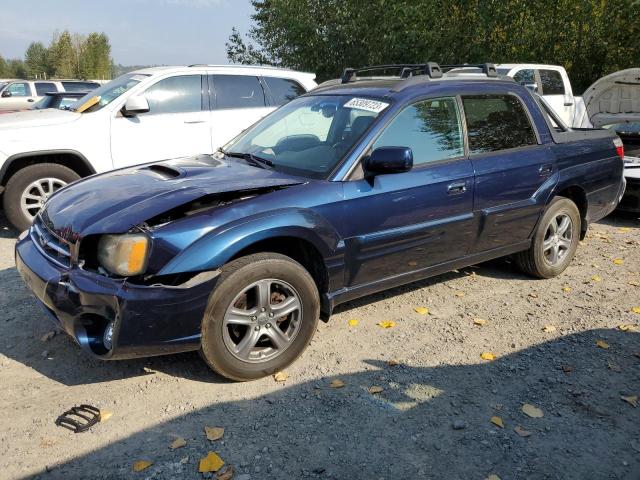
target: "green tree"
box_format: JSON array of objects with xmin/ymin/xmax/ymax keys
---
[
  {"xmin": 24, "ymin": 41, "xmax": 50, "ymax": 78},
  {"xmin": 49, "ymin": 30, "xmax": 76, "ymax": 78},
  {"xmin": 81, "ymin": 33, "xmax": 112, "ymax": 79}
]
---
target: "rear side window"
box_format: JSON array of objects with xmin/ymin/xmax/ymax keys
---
[
  {"xmin": 62, "ymin": 81, "xmax": 99, "ymax": 92},
  {"xmin": 211, "ymin": 75, "xmax": 266, "ymax": 109},
  {"xmin": 539, "ymin": 70, "xmax": 565, "ymax": 95},
  {"xmin": 143, "ymin": 75, "xmax": 203, "ymax": 115},
  {"xmin": 35, "ymin": 82, "xmax": 57, "ymax": 95},
  {"xmin": 462, "ymin": 94, "xmax": 537, "ymax": 154},
  {"xmin": 373, "ymin": 97, "xmax": 464, "ymax": 166},
  {"xmin": 263, "ymin": 77, "xmax": 306, "ymax": 106}
]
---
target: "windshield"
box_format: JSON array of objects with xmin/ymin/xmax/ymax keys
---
[
  {"xmin": 223, "ymin": 95, "xmax": 389, "ymax": 178},
  {"xmin": 70, "ymin": 73, "xmax": 149, "ymax": 113}
]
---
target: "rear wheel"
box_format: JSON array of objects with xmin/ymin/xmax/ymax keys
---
[
  {"xmin": 515, "ymin": 196, "xmax": 581, "ymax": 278},
  {"xmin": 3, "ymin": 163, "xmax": 80, "ymax": 231},
  {"xmin": 200, "ymin": 252, "xmax": 320, "ymax": 381}
]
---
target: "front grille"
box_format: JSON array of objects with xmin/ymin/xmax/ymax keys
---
[{"xmin": 31, "ymin": 217, "xmax": 72, "ymax": 268}]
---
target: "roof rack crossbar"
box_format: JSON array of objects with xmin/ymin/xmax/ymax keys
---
[
  {"xmin": 440, "ymin": 63, "xmax": 498, "ymax": 78},
  {"xmin": 340, "ymin": 62, "xmax": 443, "ymax": 84}
]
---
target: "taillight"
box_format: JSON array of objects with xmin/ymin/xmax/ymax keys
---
[{"xmin": 613, "ymin": 137, "xmax": 624, "ymax": 160}]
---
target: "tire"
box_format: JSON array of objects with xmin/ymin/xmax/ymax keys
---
[
  {"xmin": 515, "ymin": 196, "xmax": 581, "ymax": 278},
  {"xmin": 200, "ymin": 252, "xmax": 320, "ymax": 381},
  {"xmin": 3, "ymin": 163, "xmax": 80, "ymax": 232}
]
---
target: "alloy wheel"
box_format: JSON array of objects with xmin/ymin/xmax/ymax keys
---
[
  {"xmin": 20, "ymin": 177, "xmax": 67, "ymax": 221},
  {"xmin": 542, "ymin": 213, "xmax": 573, "ymax": 266}
]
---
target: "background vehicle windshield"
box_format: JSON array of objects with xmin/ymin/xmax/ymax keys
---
[
  {"xmin": 224, "ymin": 95, "xmax": 388, "ymax": 178},
  {"xmin": 70, "ymin": 73, "xmax": 149, "ymax": 113}
]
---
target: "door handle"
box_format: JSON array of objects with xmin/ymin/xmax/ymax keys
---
[
  {"xmin": 447, "ymin": 181, "xmax": 467, "ymax": 195},
  {"xmin": 184, "ymin": 120, "xmax": 204, "ymax": 124},
  {"xmin": 27, "ymin": 99, "xmax": 34, "ymax": 102},
  {"xmin": 539, "ymin": 164, "xmax": 553, "ymax": 176},
  {"xmin": 564, "ymin": 102, "xmax": 573, "ymax": 106}
]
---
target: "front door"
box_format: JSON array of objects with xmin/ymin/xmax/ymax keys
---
[
  {"xmin": 461, "ymin": 93, "xmax": 556, "ymax": 252},
  {"xmin": 110, "ymin": 74, "xmax": 211, "ymax": 167},
  {"xmin": 0, "ymin": 82, "xmax": 34, "ymax": 110},
  {"xmin": 342, "ymin": 97, "xmax": 476, "ymax": 287}
]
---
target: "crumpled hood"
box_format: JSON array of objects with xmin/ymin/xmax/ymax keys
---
[
  {"xmin": 41, "ymin": 155, "xmax": 305, "ymax": 237},
  {"xmin": 0, "ymin": 108, "xmax": 80, "ymax": 129},
  {"xmin": 583, "ymin": 68, "xmax": 640, "ymax": 127}
]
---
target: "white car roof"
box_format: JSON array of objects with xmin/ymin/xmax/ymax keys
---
[
  {"xmin": 130, "ymin": 65, "xmax": 316, "ymax": 81},
  {"xmin": 496, "ymin": 63, "xmax": 564, "ymax": 71}
]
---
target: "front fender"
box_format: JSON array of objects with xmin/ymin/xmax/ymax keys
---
[{"xmin": 157, "ymin": 208, "xmax": 344, "ymax": 276}]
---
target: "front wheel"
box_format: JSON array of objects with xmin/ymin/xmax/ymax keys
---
[
  {"xmin": 515, "ymin": 196, "xmax": 581, "ymax": 278},
  {"xmin": 200, "ymin": 252, "xmax": 320, "ymax": 381}
]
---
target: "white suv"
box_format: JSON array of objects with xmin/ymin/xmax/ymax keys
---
[
  {"xmin": 0, "ymin": 80, "xmax": 101, "ymax": 111},
  {"xmin": 0, "ymin": 65, "xmax": 316, "ymax": 230}
]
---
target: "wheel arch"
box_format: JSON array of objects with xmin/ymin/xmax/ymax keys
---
[
  {"xmin": 0, "ymin": 150, "xmax": 96, "ymax": 187},
  {"xmin": 553, "ymin": 184, "xmax": 588, "ymax": 239}
]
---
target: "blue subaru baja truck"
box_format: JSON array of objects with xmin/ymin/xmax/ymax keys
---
[{"xmin": 16, "ymin": 63, "xmax": 625, "ymax": 380}]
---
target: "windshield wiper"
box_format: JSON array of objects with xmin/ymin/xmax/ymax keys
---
[{"xmin": 220, "ymin": 149, "xmax": 274, "ymax": 169}]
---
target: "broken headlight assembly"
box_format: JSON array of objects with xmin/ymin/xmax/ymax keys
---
[{"xmin": 97, "ymin": 233, "xmax": 150, "ymax": 276}]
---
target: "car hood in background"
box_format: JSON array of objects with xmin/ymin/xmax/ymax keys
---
[
  {"xmin": 41, "ymin": 155, "xmax": 305, "ymax": 237},
  {"xmin": 583, "ymin": 68, "xmax": 640, "ymax": 128},
  {"xmin": 0, "ymin": 108, "xmax": 80, "ymax": 129}
]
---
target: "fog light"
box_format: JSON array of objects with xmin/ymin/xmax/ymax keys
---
[{"xmin": 103, "ymin": 322, "xmax": 114, "ymax": 350}]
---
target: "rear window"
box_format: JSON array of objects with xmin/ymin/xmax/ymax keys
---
[
  {"xmin": 62, "ymin": 81, "xmax": 99, "ymax": 92},
  {"xmin": 462, "ymin": 94, "xmax": 537, "ymax": 154},
  {"xmin": 263, "ymin": 77, "xmax": 306, "ymax": 106},
  {"xmin": 35, "ymin": 82, "xmax": 57, "ymax": 96},
  {"xmin": 211, "ymin": 75, "xmax": 266, "ymax": 110},
  {"xmin": 539, "ymin": 70, "xmax": 565, "ymax": 95}
]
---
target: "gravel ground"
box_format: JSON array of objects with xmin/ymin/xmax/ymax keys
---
[{"xmin": 0, "ymin": 210, "xmax": 639, "ymax": 480}]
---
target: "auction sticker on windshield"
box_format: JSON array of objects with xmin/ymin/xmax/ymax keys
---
[{"xmin": 344, "ymin": 98, "xmax": 389, "ymax": 113}]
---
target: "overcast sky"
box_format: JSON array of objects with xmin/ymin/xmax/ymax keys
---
[{"xmin": 0, "ymin": 0, "xmax": 254, "ymax": 65}]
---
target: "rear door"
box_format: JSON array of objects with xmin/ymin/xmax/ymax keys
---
[
  {"xmin": 208, "ymin": 74, "xmax": 274, "ymax": 149},
  {"xmin": 342, "ymin": 96, "xmax": 476, "ymax": 287},
  {"xmin": 462, "ymin": 93, "xmax": 556, "ymax": 252},
  {"xmin": 110, "ymin": 74, "xmax": 211, "ymax": 167}
]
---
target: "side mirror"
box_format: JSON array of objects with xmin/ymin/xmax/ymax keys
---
[
  {"xmin": 1, "ymin": 90, "xmax": 12, "ymax": 98},
  {"xmin": 365, "ymin": 147, "xmax": 413, "ymax": 175},
  {"xmin": 121, "ymin": 95, "xmax": 149, "ymax": 116},
  {"xmin": 523, "ymin": 83, "xmax": 538, "ymax": 93}
]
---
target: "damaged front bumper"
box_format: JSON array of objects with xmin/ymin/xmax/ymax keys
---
[{"xmin": 15, "ymin": 230, "xmax": 219, "ymax": 360}]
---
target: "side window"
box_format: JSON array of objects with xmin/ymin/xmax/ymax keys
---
[
  {"xmin": 462, "ymin": 94, "xmax": 537, "ymax": 154},
  {"xmin": 539, "ymin": 69, "xmax": 565, "ymax": 95},
  {"xmin": 513, "ymin": 69, "xmax": 539, "ymax": 92},
  {"xmin": 143, "ymin": 75, "xmax": 203, "ymax": 115},
  {"xmin": 263, "ymin": 77, "xmax": 306, "ymax": 106},
  {"xmin": 7, "ymin": 82, "xmax": 30, "ymax": 97},
  {"xmin": 211, "ymin": 75, "xmax": 266, "ymax": 110},
  {"xmin": 35, "ymin": 82, "xmax": 57, "ymax": 96},
  {"xmin": 372, "ymin": 97, "xmax": 464, "ymax": 166}
]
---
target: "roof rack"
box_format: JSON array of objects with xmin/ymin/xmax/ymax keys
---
[
  {"xmin": 440, "ymin": 63, "xmax": 498, "ymax": 77},
  {"xmin": 340, "ymin": 63, "xmax": 443, "ymax": 83}
]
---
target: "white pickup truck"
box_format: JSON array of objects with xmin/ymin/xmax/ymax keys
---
[{"xmin": 0, "ymin": 65, "xmax": 316, "ymax": 231}]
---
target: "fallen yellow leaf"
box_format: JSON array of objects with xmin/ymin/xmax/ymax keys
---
[
  {"xmin": 133, "ymin": 460, "xmax": 152, "ymax": 472},
  {"xmin": 631, "ymin": 307, "xmax": 640, "ymax": 314},
  {"xmin": 628, "ymin": 280, "xmax": 640, "ymax": 287},
  {"xmin": 368, "ymin": 386, "xmax": 384, "ymax": 394},
  {"xmin": 490, "ymin": 416, "xmax": 504, "ymax": 428},
  {"xmin": 591, "ymin": 275, "xmax": 602, "ymax": 282},
  {"xmin": 621, "ymin": 395, "xmax": 638, "ymax": 408},
  {"xmin": 562, "ymin": 286, "xmax": 572, "ymax": 293},
  {"xmin": 454, "ymin": 291, "xmax": 465, "ymax": 297},
  {"xmin": 514, "ymin": 425, "xmax": 531, "ymax": 437},
  {"xmin": 330, "ymin": 379, "xmax": 345, "ymax": 389},
  {"xmin": 486, "ymin": 475, "xmax": 501, "ymax": 480},
  {"xmin": 528, "ymin": 293, "xmax": 538, "ymax": 298},
  {"xmin": 205, "ymin": 426, "xmax": 224, "ymax": 441},
  {"xmin": 613, "ymin": 258, "xmax": 624, "ymax": 265},
  {"xmin": 619, "ymin": 227, "xmax": 631, "ymax": 232},
  {"xmin": 199, "ymin": 452, "xmax": 224, "ymax": 473},
  {"xmin": 542, "ymin": 325, "xmax": 556, "ymax": 333},
  {"xmin": 273, "ymin": 371, "xmax": 288, "ymax": 382},
  {"xmin": 562, "ymin": 365, "xmax": 574, "ymax": 373},
  {"xmin": 596, "ymin": 340, "xmax": 610, "ymax": 349},
  {"xmin": 473, "ymin": 318, "xmax": 488, "ymax": 326},
  {"xmin": 618, "ymin": 324, "xmax": 639, "ymax": 332},
  {"xmin": 348, "ymin": 319, "xmax": 359, "ymax": 327},
  {"xmin": 99, "ymin": 410, "xmax": 113, "ymax": 422},
  {"xmin": 378, "ymin": 320, "xmax": 396, "ymax": 328},
  {"xmin": 169, "ymin": 437, "xmax": 186, "ymax": 450},
  {"xmin": 414, "ymin": 307, "xmax": 429, "ymax": 315},
  {"xmin": 608, "ymin": 360, "xmax": 622, "ymax": 372},
  {"xmin": 386, "ymin": 359, "xmax": 400, "ymax": 367},
  {"xmin": 480, "ymin": 352, "xmax": 496, "ymax": 361},
  {"xmin": 217, "ymin": 465, "xmax": 235, "ymax": 480},
  {"xmin": 522, "ymin": 403, "xmax": 544, "ymax": 418}
]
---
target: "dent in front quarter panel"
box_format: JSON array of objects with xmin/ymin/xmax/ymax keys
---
[{"xmin": 551, "ymin": 137, "xmax": 622, "ymax": 221}]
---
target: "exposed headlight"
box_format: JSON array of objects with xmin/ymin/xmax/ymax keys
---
[{"xmin": 97, "ymin": 234, "xmax": 149, "ymax": 276}]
